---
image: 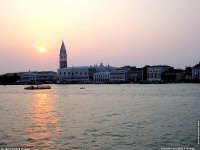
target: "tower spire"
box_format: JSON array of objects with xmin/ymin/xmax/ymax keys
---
[
  {"xmin": 59, "ymin": 41, "xmax": 67, "ymax": 69},
  {"xmin": 60, "ymin": 41, "xmax": 66, "ymax": 52}
]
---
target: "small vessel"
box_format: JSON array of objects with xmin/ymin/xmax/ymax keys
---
[{"xmin": 24, "ymin": 85, "xmax": 51, "ymax": 90}]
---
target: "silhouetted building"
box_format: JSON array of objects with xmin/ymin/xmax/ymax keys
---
[
  {"xmin": 142, "ymin": 65, "xmax": 149, "ymax": 81},
  {"xmin": 185, "ymin": 67, "xmax": 192, "ymax": 82},
  {"xmin": 162, "ymin": 69, "xmax": 185, "ymax": 83},
  {"xmin": 0, "ymin": 73, "xmax": 20, "ymax": 84}
]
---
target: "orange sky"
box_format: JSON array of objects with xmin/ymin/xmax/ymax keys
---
[{"xmin": 0, "ymin": 0, "xmax": 200, "ymax": 74}]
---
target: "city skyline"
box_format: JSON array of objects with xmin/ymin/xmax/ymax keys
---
[{"xmin": 0, "ymin": 0, "xmax": 200, "ymax": 74}]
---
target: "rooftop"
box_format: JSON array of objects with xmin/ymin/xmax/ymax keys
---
[
  {"xmin": 148, "ymin": 65, "xmax": 172, "ymax": 68},
  {"xmin": 58, "ymin": 65, "xmax": 116, "ymax": 70},
  {"xmin": 193, "ymin": 62, "xmax": 200, "ymax": 68}
]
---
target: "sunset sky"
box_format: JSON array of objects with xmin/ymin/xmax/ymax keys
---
[{"xmin": 0, "ymin": 0, "xmax": 200, "ymax": 74}]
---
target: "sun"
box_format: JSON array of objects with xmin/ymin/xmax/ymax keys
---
[{"xmin": 38, "ymin": 47, "xmax": 46, "ymax": 53}]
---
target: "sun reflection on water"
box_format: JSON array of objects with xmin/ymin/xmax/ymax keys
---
[{"xmin": 22, "ymin": 91, "xmax": 61, "ymax": 149}]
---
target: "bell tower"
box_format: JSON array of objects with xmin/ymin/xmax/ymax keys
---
[{"xmin": 59, "ymin": 41, "xmax": 67, "ymax": 69}]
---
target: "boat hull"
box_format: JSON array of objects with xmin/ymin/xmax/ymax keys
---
[{"xmin": 24, "ymin": 85, "xmax": 51, "ymax": 90}]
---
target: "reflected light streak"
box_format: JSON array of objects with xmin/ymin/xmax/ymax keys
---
[{"xmin": 23, "ymin": 92, "xmax": 61, "ymax": 149}]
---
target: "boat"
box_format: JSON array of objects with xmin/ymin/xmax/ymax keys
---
[{"xmin": 24, "ymin": 85, "xmax": 51, "ymax": 90}]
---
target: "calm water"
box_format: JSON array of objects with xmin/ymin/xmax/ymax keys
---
[{"xmin": 0, "ymin": 84, "xmax": 200, "ymax": 150}]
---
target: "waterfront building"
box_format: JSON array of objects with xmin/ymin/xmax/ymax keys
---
[
  {"xmin": 161, "ymin": 69, "xmax": 185, "ymax": 83},
  {"xmin": 110, "ymin": 66, "xmax": 142, "ymax": 83},
  {"xmin": 94, "ymin": 62, "xmax": 116, "ymax": 73},
  {"xmin": 192, "ymin": 62, "xmax": 200, "ymax": 80},
  {"xmin": 121, "ymin": 66, "xmax": 142, "ymax": 83},
  {"xmin": 58, "ymin": 64, "xmax": 116, "ymax": 83},
  {"xmin": 93, "ymin": 72, "xmax": 110, "ymax": 83},
  {"xmin": 58, "ymin": 66, "xmax": 95, "ymax": 83},
  {"xmin": 57, "ymin": 41, "xmax": 116, "ymax": 83},
  {"xmin": 37, "ymin": 71, "xmax": 58, "ymax": 83},
  {"xmin": 19, "ymin": 72, "xmax": 38, "ymax": 84},
  {"xmin": 142, "ymin": 65, "xmax": 150, "ymax": 81},
  {"xmin": 110, "ymin": 69, "xmax": 128, "ymax": 83},
  {"xmin": 19, "ymin": 71, "xmax": 57, "ymax": 84},
  {"xmin": 147, "ymin": 65, "xmax": 173, "ymax": 82},
  {"xmin": 185, "ymin": 67, "xmax": 192, "ymax": 82},
  {"xmin": 59, "ymin": 41, "xmax": 67, "ymax": 69}
]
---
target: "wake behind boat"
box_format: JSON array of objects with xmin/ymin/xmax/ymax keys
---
[{"xmin": 24, "ymin": 85, "xmax": 51, "ymax": 90}]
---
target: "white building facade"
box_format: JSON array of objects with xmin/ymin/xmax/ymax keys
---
[
  {"xmin": 93, "ymin": 72, "xmax": 110, "ymax": 83},
  {"xmin": 58, "ymin": 65, "xmax": 116, "ymax": 83},
  {"xmin": 58, "ymin": 66, "xmax": 95, "ymax": 83},
  {"xmin": 147, "ymin": 65, "xmax": 173, "ymax": 82}
]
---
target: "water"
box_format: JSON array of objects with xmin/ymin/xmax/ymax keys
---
[{"xmin": 0, "ymin": 84, "xmax": 200, "ymax": 149}]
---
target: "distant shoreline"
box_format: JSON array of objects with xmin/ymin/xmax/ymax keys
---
[{"xmin": 1, "ymin": 82, "xmax": 199, "ymax": 86}]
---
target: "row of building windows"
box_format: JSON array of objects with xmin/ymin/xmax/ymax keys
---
[
  {"xmin": 147, "ymin": 73, "xmax": 161, "ymax": 76},
  {"xmin": 60, "ymin": 72, "xmax": 88, "ymax": 75},
  {"xmin": 148, "ymin": 70, "xmax": 164, "ymax": 73},
  {"xmin": 94, "ymin": 79, "xmax": 110, "ymax": 82},
  {"xmin": 148, "ymin": 75, "xmax": 161, "ymax": 78},
  {"xmin": 60, "ymin": 79, "xmax": 90, "ymax": 83},
  {"xmin": 148, "ymin": 77, "xmax": 161, "ymax": 79},
  {"xmin": 148, "ymin": 68, "xmax": 171, "ymax": 72},
  {"xmin": 94, "ymin": 75, "xmax": 110, "ymax": 79}
]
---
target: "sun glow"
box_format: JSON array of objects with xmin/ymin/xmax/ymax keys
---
[
  {"xmin": 38, "ymin": 47, "xmax": 46, "ymax": 53},
  {"xmin": 33, "ymin": 44, "xmax": 47, "ymax": 53}
]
